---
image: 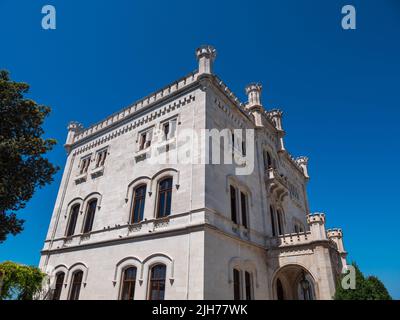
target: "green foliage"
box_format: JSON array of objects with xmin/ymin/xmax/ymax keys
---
[
  {"xmin": 334, "ymin": 262, "xmax": 392, "ymax": 300},
  {"xmin": 0, "ymin": 70, "xmax": 59, "ymax": 243},
  {"xmin": 0, "ymin": 261, "xmax": 45, "ymax": 300}
]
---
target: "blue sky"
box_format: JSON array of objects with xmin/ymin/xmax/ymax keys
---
[{"xmin": 0, "ymin": 0, "xmax": 399, "ymax": 298}]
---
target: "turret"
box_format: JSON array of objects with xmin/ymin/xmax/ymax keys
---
[
  {"xmin": 268, "ymin": 109, "xmax": 285, "ymax": 152},
  {"xmin": 296, "ymin": 156, "xmax": 310, "ymax": 179},
  {"xmin": 307, "ymin": 213, "xmax": 327, "ymax": 240},
  {"xmin": 196, "ymin": 45, "xmax": 217, "ymax": 75},
  {"xmin": 327, "ymin": 228, "xmax": 348, "ymax": 269},
  {"xmin": 245, "ymin": 83, "xmax": 264, "ymax": 126},
  {"xmin": 64, "ymin": 121, "xmax": 83, "ymax": 154}
]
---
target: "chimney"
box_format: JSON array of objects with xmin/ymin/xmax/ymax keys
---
[{"xmin": 196, "ymin": 45, "xmax": 217, "ymax": 75}]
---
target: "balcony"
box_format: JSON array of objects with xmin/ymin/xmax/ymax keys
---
[
  {"xmin": 267, "ymin": 231, "xmax": 312, "ymax": 248},
  {"xmin": 265, "ymin": 168, "xmax": 289, "ymax": 201}
]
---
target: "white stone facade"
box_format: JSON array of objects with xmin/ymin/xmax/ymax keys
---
[{"xmin": 39, "ymin": 46, "xmax": 348, "ymax": 300}]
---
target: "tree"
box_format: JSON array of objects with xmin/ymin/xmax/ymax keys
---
[
  {"xmin": 365, "ymin": 276, "xmax": 392, "ymax": 300},
  {"xmin": 0, "ymin": 70, "xmax": 58, "ymax": 243},
  {"xmin": 334, "ymin": 262, "xmax": 392, "ymax": 300},
  {"xmin": 0, "ymin": 261, "xmax": 45, "ymax": 300}
]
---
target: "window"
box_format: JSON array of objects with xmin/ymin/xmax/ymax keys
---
[
  {"xmin": 277, "ymin": 210, "xmax": 284, "ymax": 236},
  {"xmin": 139, "ymin": 129, "xmax": 153, "ymax": 151},
  {"xmin": 233, "ymin": 268, "xmax": 241, "ymax": 300},
  {"xmin": 120, "ymin": 267, "xmax": 137, "ymax": 300},
  {"xmin": 231, "ymin": 131, "xmax": 235, "ymax": 153},
  {"xmin": 276, "ymin": 278, "xmax": 284, "ymax": 300},
  {"xmin": 161, "ymin": 118, "xmax": 177, "ymax": 141},
  {"xmin": 157, "ymin": 178, "xmax": 172, "ymax": 218},
  {"xmin": 95, "ymin": 149, "xmax": 107, "ymax": 168},
  {"xmin": 270, "ymin": 206, "xmax": 276, "ymax": 237},
  {"xmin": 230, "ymin": 186, "xmax": 237, "ymax": 224},
  {"xmin": 245, "ymin": 271, "xmax": 253, "ymax": 300},
  {"xmin": 66, "ymin": 204, "xmax": 79, "ymax": 237},
  {"xmin": 131, "ymin": 185, "xmax": 146, "ymax": 223},
  {"xmin": 68, "ymin": 271, "xmax": 83, "ymax": 300},
  {"xmin": 52, "ymin": 272, "xmax": 65, "ymax": 300},
  {"xmin": 240, "ymin": 192, "xmax": 248, "ymax": 228},
  {"xmin": 82, "ymin": 199, "xmax": 97, "ymax": 233},
  {"xmin": 148, "ymin": 264, "xmax": 166, "ymax": 300},
  {"xmin": 79, "ymin": 156, "xmax": 91, "ymax": 174}
]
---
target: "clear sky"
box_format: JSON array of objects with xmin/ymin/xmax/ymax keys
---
[{"xmin": 0, "ymin": 0, "xmax": 399, "ymax": 298}]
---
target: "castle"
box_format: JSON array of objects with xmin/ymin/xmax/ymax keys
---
[{"xmin": 39, "ymin": 46, "xmax": 347, "ymax": 300}]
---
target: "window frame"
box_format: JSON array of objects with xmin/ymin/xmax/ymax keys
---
[
  {"xmin": 119, "ymin": 266, "xmax": 137, "ymax": 300},
  {"xmin": 240, "ymin": 191, "xmax": 248, "ymax": 229},
  {"xmin": 270, "ymin": 205, "xmax": 277, "ymax": 237},
  {"xmin": 148, "ymin": 264, "xmax": 167, "ymax": 300},
  {"xmin": 130, "ymin": 184, "xmax": 147, "ymax": 224},
  {"xmin": 79, "ymin": 155, "xmax": 91, "ymax": 174},
  {"xmin": 68, "ymin": 270, "xmax": 83, "ymax": 300},
  {"xmin": 52, "ymin": 271, "xmax": 65, "ymax": 300},
  {"xmin": 230, "ymin": 185, "xmax": 238, "ymax": 224},
  {"xmin": 156, "ymin": 177, "xmax": 173, "ymax": 218},
  {"xmin": 233, "ymin": 268, "xmax": 241, "ymax": 300},
  {"xmin": 65, "ymin": 204, "xmax": 80, "ymax": 237},
  {"xmin": 95, "ymin": 148, "xmax": 108, "ymax": 168},
  {"xmin": 82, "ymin": 199, "xmax": 97, "ymax": 234},
  {"xmin": 244, "ymin": 271, "xmax": 253, "ymax": 300},
  {"xmin": 138, "ymin": 127, "xmax": 153, "ymax": 151}
]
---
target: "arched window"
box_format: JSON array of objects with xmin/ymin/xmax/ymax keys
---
[
  {"xmin": 264, "ymin": 151, "xmax": 273, "ymax": 170},
  {"xmin": 68, "ymin": 270, "xmax": 83, "ymax": 300},
  {"xmin": 277, "ymin": 209, "xmax": 284, "ymax": 236},
  {"xmin": 120, "ymin": 267, "xmax": 137, "ymax": 300},
  {"xmin": 131, "ymin": 185, "xmax": 146, "ymax": 223},
  {"xmin": 148, "ymin": 264, "xmax": 166, "ymax": 300},
  {"xmin": 157, "ymin": 178, "xmax": 172, "ymax": 218},
  {"xmin": 240, "ymin": 191, "xmax": 248, "ymax": 228},
  {"xmin": 270, "ymin": 206, "xmax": 276, "ymax": 237},
  {"xmin": 230, "ymin": 185, "xmax": 238, "ymax": 224},
  {"xmin": 66, "ymin": 204, "xmax": 80, "ymax": 237},
  {"xmin": 233, "ymin": 268, "xmax": 241, "ymax": 300},
  {"xmin": 276, "ymin": 278, "xmax": 284, "ymax": 300},
  {"xmin": 83, "ymin": 199, "xmax": 97, "ymax": 233},
  {"xmin": 245, "ymin": 271, "xmax": 253, "ymax": 300},
  {"xmin": 52, "ymin": 272, "xmax": 65, "ymax": 300}
]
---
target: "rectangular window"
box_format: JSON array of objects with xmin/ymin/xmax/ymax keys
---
[
  {"xmin": 79, "ymin": 156, "xmax": 91, "ymax": 174},
  {"xmin": 240, "ymin": 192, "xmax": 248, "ymax": 228},
  {"xmin": 161, "ymin": 118, "xmax": 177, "ymax": 141},
  {"xmin": 95, "ymin": 149, "xmax": 107, "ymax": 168},
  {"xmin": 233, "ymin": 269, "xmax": 241, "ymax": 300},
  {"xmin": 270, "ymin": 207, "xmax": 276, "ymax": 237},
  {"xmin": 245, "ymin": 271, "xmax": 253, "ymax": 300},
  {"xmin": 230, "ymin": 186, "xmax": 237, "ymax": 224},
  {"xmin": 139, "ymin": 129, "xmax": 153, "ymax": 151}
]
